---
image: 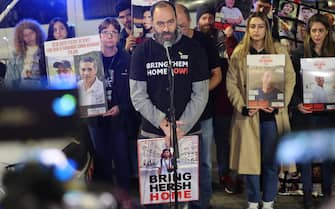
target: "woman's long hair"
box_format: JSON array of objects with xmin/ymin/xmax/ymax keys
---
[
  {"xmin": 13, "ymin": 19, "xmax": 45, "ymax": 57},
  {"xmin": 46, "ymin": 17, "xmax": 74, "ymax": 41},
  {"xmin": 304, "ymin": 14, "xmax": 335, "ymax": 57},
  {"xmin": 235, "ymin": 12, "xmax": 277, "ymax": 58}
]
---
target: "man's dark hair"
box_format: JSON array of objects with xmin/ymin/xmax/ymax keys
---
[
  {"xmin": 98, "ymin": 17, "xmax": 121, "ymax": 34},
  {"xmin": 80, "ymin": 56, "xmax": 97, "ymax": 70},
  {"xmin": 301, "ymin": 6, "xmax": 312, "ymax": 12},
  {"xmin": 115, "ymin": 0, "xmax": 131, "ymax": 16},
  {"xmin": 151, "ymin": 1, "xmax": 177, "ymax": 20},
  {"xmin": 280, "ymin": 2, "xmax": 294, "ymax": 10}
]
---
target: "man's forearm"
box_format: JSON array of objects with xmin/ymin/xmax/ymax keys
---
[
  {"xmin": 209, "ymin": 67, "xmax": 222, "ymax": 90},
  {"xmin": 178, "ymin": 80, "xmax": 209, "ymax": 134},
  {"xmin": 130, "ymin": 79, "xmax": 166, "ymax": 128}
]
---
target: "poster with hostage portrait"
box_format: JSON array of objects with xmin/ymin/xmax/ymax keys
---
[
  {"xmin": 131, "ymin": 0, "xmax": 168, "ymax": 38},
  {"xmin": 301, "ymin": 58, "xmax": 335, "ymax": 111},
  {"xmin": 137, "ymin": 136, "xmax": 199, "ymax": 205},
  {"xmin": 44, "ymin": 35, "xmax": 107, "ymax": 117},
  {"xmin": 247, "ymin": 54, "xmax": 285, "ymax": 108},
  {"xmin": 214, "ymin": 0, "xmax": 252, "ymax": 31}
]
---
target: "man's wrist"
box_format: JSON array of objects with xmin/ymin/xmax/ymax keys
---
[{"xmin": 159, "ymin": 118, "xmax": 169, "ymax": 129}]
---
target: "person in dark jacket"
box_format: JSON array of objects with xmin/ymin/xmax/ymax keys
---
[{"xmin": 85, "ymin": 17, "xmax": 133, "ymax": 191}]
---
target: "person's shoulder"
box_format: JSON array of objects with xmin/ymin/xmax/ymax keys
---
[
  {"xmin": 180, "ymin": 35, "xmax": 205, "ymax": 51},
  {"xmin": 230, "ymin": 44, "xmax": 243, "ymax": 59},
  {"xmin": 273, "ymin": 42, "xmax": 288, "ymax": 53}
]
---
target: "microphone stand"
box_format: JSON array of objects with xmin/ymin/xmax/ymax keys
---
[{"xmin": 164, "ymin": 43, "xmax": 180, "ymax": 208}]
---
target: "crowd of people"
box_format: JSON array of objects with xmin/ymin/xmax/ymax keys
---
[{"xmin": 1, "ymin": 0, "xmax": 335, "ymax": 209}]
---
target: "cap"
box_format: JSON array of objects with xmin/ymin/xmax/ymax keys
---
[
  {"xmin": 196, "ymin": 4, "xmax": 215, "ymax": 23},
  {"xmin": 53, "ymin": 60, "xmax": 71, "ymax": 69}
]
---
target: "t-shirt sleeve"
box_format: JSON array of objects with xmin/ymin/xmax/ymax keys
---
[
  {"xmin": 205, "ymin": 37, "xmax": 221, "ymax": 70},
  {"xmin": 191, "ymin": 41, "xmax": 210, "ymax": 82},
  {"xmin": 130, "ymin": 44, "xmax": 146, "ymax": 81}
]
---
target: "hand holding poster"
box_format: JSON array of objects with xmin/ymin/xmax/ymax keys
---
[
  {"xmin": 137, "ymin": 135, "xmax": 199, "ymax": 205},
  {"xmin": 44, "ymin": 35, "xmax": 107, "ymax": 117},
  {"xmin": 247, "ymin": 54, "xmax": 285, "ymax": 108},
  {"xmin": 131, "ymin": 0, "xmax": 166, "ymax": 38},
  {"xmin": 301, "ymin": 57, "xmax": 335, "ymax": 111}
]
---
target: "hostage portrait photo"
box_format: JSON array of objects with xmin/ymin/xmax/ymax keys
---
[{"xmin": 247, "ymin": 67, "xmax": 285, "ymax": 108}]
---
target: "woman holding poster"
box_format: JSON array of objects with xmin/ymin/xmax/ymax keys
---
[
  {"xmin": 226, "ymin": 12, "xmax": 295, "ymax": 209},
  {"xmin": 291, "ymin": 14, "xmax": 335, "ymax": 209}
]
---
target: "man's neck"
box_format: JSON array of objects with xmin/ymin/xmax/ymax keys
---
[
  {"xmin": 185, "ymin": 28, "xmax": 194, "ymax": 38},
  {"xmin": 103, "ymin": 46, "xmax": 118, "ymax": 57},
  {"xmin": 84, "ymin": 78, "xmax": 96, "ymax": 91}
]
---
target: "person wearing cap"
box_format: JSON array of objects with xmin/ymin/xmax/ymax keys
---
[
  {"xmin": 115, "ymin": 0, "xmax": 137, "ymax": 52},
  {"xmin": 176, "ymin": 3, "xmax": 221, "ymax": 206},
  {"xmin": 50, "ymin": 60, "xmax": 76, "ymax": 88},
  {"xmin": 195, "ymin": 2, "xmax": 243, "ymax": 195},
  {"xmin": 130, "ymin": 1, "xmax": 209, "ymax": 206},
  {"xmin": 77, "ymin": 56, "xmax": 105, "ymax": 106}
]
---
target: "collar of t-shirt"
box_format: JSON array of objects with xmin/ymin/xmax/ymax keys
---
[{"xmin": 250, "ymin": 47, "xmax": 267, "ymax": 54}]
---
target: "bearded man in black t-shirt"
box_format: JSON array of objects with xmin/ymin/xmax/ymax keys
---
[{"xmin": 130, "ymin": 2, "xmax": 209, "ymax": 207}]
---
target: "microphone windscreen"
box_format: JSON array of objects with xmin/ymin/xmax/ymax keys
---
[{"xmin": 163, "ymin": 41, "xmax": 172, "ymax": 48}]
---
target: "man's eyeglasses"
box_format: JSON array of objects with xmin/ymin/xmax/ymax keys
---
[
  {"xmin": 155, "ymin": 19, "xmax": 175, "ymax": 29},
  {"xmin": 101, "ymin": 31, "xmax": 119, "ymax": 37}
]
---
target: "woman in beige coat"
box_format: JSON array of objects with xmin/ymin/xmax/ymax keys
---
[{"xmin": 226, "ymin": 12, "xmax": 295, "ymax": 209}]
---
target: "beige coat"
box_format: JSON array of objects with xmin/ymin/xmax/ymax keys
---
[{"xmin": 226, "ymin": 43, "xmax": 296, "ymax": 175}]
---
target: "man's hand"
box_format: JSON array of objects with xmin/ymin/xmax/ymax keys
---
[
  {"xmin": 159, "ymin": 119, "xmax": 185, "ymax": 147},
  {"xmin": 125, "ymin": 34, "xmax": 137, "ymax": 52},
  {"xmin": 103, "ymin": 105, "xmax": 120, "ymax": 117},
  {"xmin": 297, "ymin": 103, "xmax": 312, "ymax": 114}
]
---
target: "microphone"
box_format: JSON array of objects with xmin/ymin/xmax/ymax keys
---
[{"xmin": 163, "ymin": 41, "xmax": 173, "ymax": 77}]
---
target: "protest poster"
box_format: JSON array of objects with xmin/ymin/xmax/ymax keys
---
[
  {"xmin": 131, "ymin": 0, "xmax": 167, "ymax": 38},
  {"xmin": 44, "ymin": 35, "xmax": 107, "ymax": 117},
  {"xmin": 247, "ymin": 54, "xmax": 285, "ymax": 108},
  {"xmin": 301, "ymin": 57, "xmax": 335, "ymax": 111},
  {"xmin": 137, "ymin": 135, "xmax": 199, "ymax": 205}
]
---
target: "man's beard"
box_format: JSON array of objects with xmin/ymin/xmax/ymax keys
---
[
  {"xmin": 154, "ymin": 31, "xmax": 177, "ymax": 45},
  {"xmin": 199, "ymin": 24, "xmax": 213, "ymax": 35}
]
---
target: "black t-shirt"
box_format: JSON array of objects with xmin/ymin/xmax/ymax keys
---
[
  {"xmin": 130, "ymin": 35, "xmax": 210, "ymax": 135},
  {"xmin": 192, "ymin": 30, "xmax": 221, "ymax": 120}
]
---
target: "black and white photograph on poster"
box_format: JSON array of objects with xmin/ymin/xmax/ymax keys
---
[
  {"xmin": 214, "ymin": 0, "xmax": 252, "ymax": 31},
  {"xmin": 44, "ymin": 35, "xmax": 107, "ymax": 117},
  {"xmin": 298, "ymin": 5, "xmax": 317, "ymax": 23},
  {"xmin": 131, "ymin": 0, "xmax": 167, "ymax": 38},
  {"xmin": 301, "ymin": 57, "xmax": 335, "ymax": 111},
  {"xmin": 247, "ymin": 54, "xmax": 285, "ymax": 108},
  {"xmin": 278, "ymin": 1, "xmax": 298, "ymax": 19},
  {"xmin": 137, "ymin": 136, "xmax": 199, "ymax": 205}
]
